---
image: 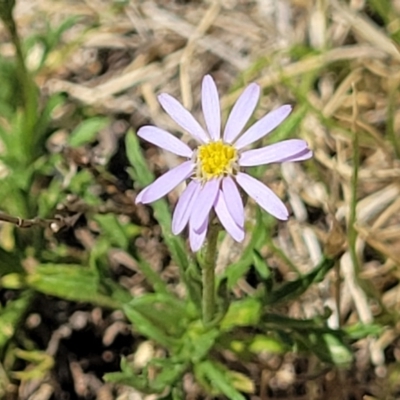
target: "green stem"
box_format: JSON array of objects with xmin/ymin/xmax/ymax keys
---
[
  {"xmin": 348, "ymin": 87, "xmax": 360, "ymax": 273},
  {"xmin": 202, "ymin": 224, "xmax": 219, "ymax": 326},
  {"xmin": 2, "ymin": 4, "xmax": 37, "ymax": 161},
  {"xmin": 387, "ymin": 77, "xmax": 400, "ymax": 159}
]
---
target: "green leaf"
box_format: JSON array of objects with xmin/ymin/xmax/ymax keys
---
[
  {"xmin": 263, "ymin": 313, "xmax": 328, "ymax": 330},
  {"xmin": 105, "ymin": 357, "xmax": 187, "ymax": 394},
  {"xmin": 104, "ymin": 357, "xmax": 149, "ymax": 392},
  {"xmin": 123, "ymin": 300, "xmax": 180, "ymax": 349},
  {"xmin": 344, "ymin": 322, "xmax": 383, "ymax": 339},
  {"xmin": 222, "ymin": 209, "xmax": 269, "ymax": 288},
  {"xmin": 221, "ymin": 298, "xmax": 261, "ymax": 332},
  {"xmin": 33, "ymin": 94, "xmax": 65, "ymax": 149},
  {"xmin": 26, "ymin": 264, "xmax": 119, "ymax": 308},
  {"xmin": 178, "ymin": 321, "xmax": 219, "ymax": 363},
  {"xmin": 266, "ymin": 256, "xmax": 335, "ymax": 305},
  {"xmin": 294, "ymin": 331, "xmax": 353, "ymax": 366},
  {"xmin": 127, "ymin": 293, "xmax": 190, "ymax": 337},
  {"xmin": 252, "ymin": 249, "xmax": 272, "ymax": 280},
  {"xmin": 195, "ymin": 361, "xmax": 246, "ymax": 400},
  {"xmin": 0, "ymin": 247, "xmax": 23, "ymax": 276},
  {"xmin": 68, "ymin": 117, "xmax": 109, "ymax": 147},
  {"xmin": 12, "ymin": 349, "xmax": 54, "ymax": 380},
  {"xmin": 149, "ymin": 359, "xmax": 187, "ymax": 392},
  {"xmin": 1, "ymin": 273, "xmax": 25, "ymax": 289},
  {"xmin": 262, "ymin": 313, "xmax": 353, "ymax": 366},
  {"xmin": 126, "ymin": 129, "xmax": 154, "ymax": 186},
  {"xmin": 0, "ymin": 292, "xmax": 32, "ymax": 351},
  {"xmin": 320, "ymin": 333, "xmax": 353, "ymax": 365},
  {"xmin": 248, "ymin": 335, "xmax": 286, "ymax": 354},
  {"xmin": 94, "ymin": 214, "xmax": 133, "ymax": 249},
  {"xmin": 126, "ymin": 130, "xmax": 190, "ymax": 272}
]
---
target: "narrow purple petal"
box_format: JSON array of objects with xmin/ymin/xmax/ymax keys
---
[
  {"xmin": 223, "ymin": 83, "xmax": 261, "ymax": 143},
  {"xmin": 172, "ymin": 180, "xmax": 201, "ymax": 235},
  {"xmin": 138, "ymin": 126, "xmax": 193, "ymax": 158},
  {"xmin": 189, "ymin": 219, "xmax": 208, "ymax": 252},
  {"xmin": 202, "ymin": 75, "xmax": 221, "ymax": 141},
  {"xmin": 282, "ymin": 149, "xmax": 313, "ymax": 162},
  {"xmin": 135, "ymin": 161, "xmax": 194, "ymax": 204},
  {"xmin": 158, "ymin": 93, "xmax": 209, "ymax": 143},
  {"xmin": 236, "ymin": 172, "xmax": 289, "ymax": 220},
  {"xmin": 234, "ymin": 105, "xmax": 292, "ymax": 150},
  {"xmin": 214, "ymin": 191, "xmax": 245, "ymax": 242},
  {"xmin": 221, "ymin": 176, "xmax": 244, "ymax": 228},
  {"xmin": 190, "ymin": 178, "xmax": 220, "ymax": 231},
  {"xmin": 135, "ymin": 187, "xmax": 147, "ymax": 204},
  {"xmin": 240, "ymin": 139, "xmax": 310, "ymax": 167}
]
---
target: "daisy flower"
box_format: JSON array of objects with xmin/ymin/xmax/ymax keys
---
[{"xmin": 135, "ymin": 75, "xmax": 312, "ymax": 251}]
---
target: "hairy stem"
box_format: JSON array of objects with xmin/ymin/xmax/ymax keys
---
[{"xmin": 202, "ymin": 224, "xmax": 219, "ymax": 326}]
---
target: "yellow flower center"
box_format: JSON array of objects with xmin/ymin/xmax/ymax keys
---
[{"xmin": 197, "ymin": 140, "xmax": 238, "ymax": 180}]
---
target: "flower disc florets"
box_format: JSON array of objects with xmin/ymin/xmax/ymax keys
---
[{"xmin": 196, "ymin": 140, "xmax": 238, "ymax": 181}]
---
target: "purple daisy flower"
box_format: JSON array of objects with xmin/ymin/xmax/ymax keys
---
[{"xmin": 135, "ymin": 75, "xmax": 312, "ymax": 251}]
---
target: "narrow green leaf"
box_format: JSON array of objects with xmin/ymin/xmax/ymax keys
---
[
  {"xmin": 195, "ymin": 361, "xmax": 246, "ymax": 400},
  {"xmin": 105, "ymin": 357, "xmax": 187, "ymax": 394},
  {"xmin": 128, "ymin": 293, "xmax": 189, "ymax": 337},
  {"xmin": 126, "ymin": 129, "xmax": 154, "ymax": 186},
  {"xmin": 266, "ymin": 256, "xmax": 335, "ymax": 305},
  {"xmin": 94, "ymin": 214, "xmax": 130, "ymax": 249},
  {"xmin": 125, "ymin": 130, "xmax": 189, "ymax": 271},
  {"xmin": 68, "ymin": 117, "xmax": 109, "ymax": 147},
  {"xmin": 294, "ymin": 331, "xmax": 353, "ymax": 366},
  {"xmin": 252, "ymin": 249, "xmax": 271, "ymax": 280},
  {"xmin": 263, "ymin": 313, "xmax": 327, "ymax": 330},
  {"xmin": 137, "ymin": 258, "xmax": 169, "ymax": 295},
  {"xmin": 263, "ymin": 313, "xmax": 353, "ymax": 365},
  {"xmin": 104, "ymin": 357, "xmax": 149, "ymax": 391},
  {"xmin": 344, "ymin": 323, "xmax": 383, "ymax": 339},
  {"xmin": 123, "ymin": 302, "xmax": 179, "ymax": 349},
  {"xmin": 0, "ymin": 291, "xmax": 32, "ymax": 351},
  {"xmin": 150, "ymin": 360, "xmax": 187, "ymax": 392},
  {"xmin": 222, "ymin": 209, "xmax": 269, "ymax": 288},
  {"xmin": 27, "ymin": 264, "xmax": 119, "ymax": 308}
]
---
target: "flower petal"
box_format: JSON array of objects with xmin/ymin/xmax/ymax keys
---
[
  {"xmin": 189, "ymin": 219, "xmax": 208, "ymax": 252},
  {"xmin": 135, "ymin": 161, "xmax": 194, "ymax": 204},
  {"xmin": 223, "ymin": 83, "xmax": 260, "ymax": 143},
  {"xmin": 214, "ymin": 190, "xmax": 245, "ymax": 242},
  {"xmin": 190, "ymin": 178, "xmax": 220, "ymax": 231},
  {"xmin": 172, "ymin": 180, "xmax": 201, "ymax": 234},
  {"xmin": 158, "ymin": 93, "xmax": 209, "ymax": 143},
  {"xmin": 234, "ymin": 105, "xmax": 292, "ymax": 150},
  {"xmin": 138, "ymin": 126, "xmax": 193, "ymax": 158},
  {"xmin": 283, "ymin": 149, "xmax": 313, "ymax": 162},
  {"xmin": 236, "ymin": 172, "xmax": 289, "ymax": 220},
  {"xmin": 221, "ymin": 176, "xmax": 244, "ymax": 228},
  {"xmin": 202, "ymin": 75, "xmax": 221, "ymax": 141},
  {"xmin": 240, "ymin": 139, "xmax": 310, "ymax": 167}
]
